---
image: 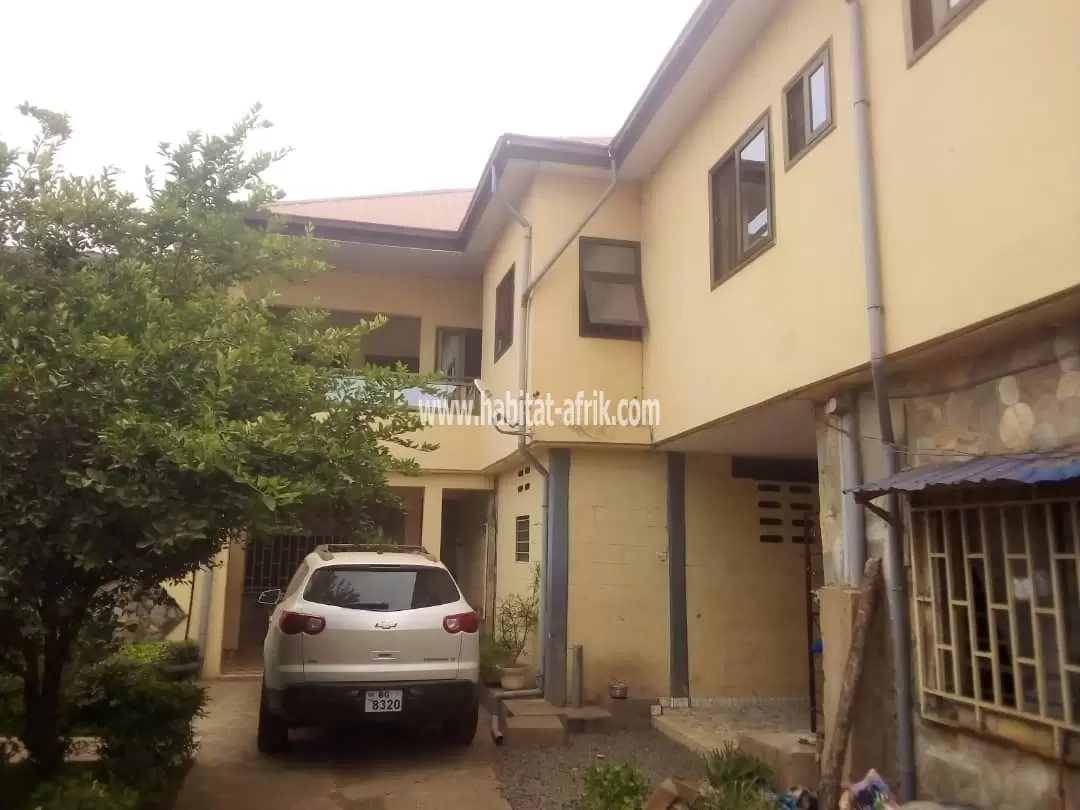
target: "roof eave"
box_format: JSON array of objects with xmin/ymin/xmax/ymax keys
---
[
  {"xmin": 610, "ymin": 0, "xmax": 731, "ymax": 164},
  {"xmin": 247, "ymin": 212, "xmax": 463, "ymax": 252}
]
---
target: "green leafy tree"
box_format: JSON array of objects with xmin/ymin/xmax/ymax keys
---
[{"xmin": 0, "ymin": 103, "xmax": 433, "ymax": 772}]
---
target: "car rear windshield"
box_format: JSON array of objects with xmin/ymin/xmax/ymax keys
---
[{"xmin": 302, "ymin": 565, "xmax": 461, "ymax": 611}]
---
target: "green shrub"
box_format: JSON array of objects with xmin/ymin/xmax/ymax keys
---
[
  {"xmin": 580, "ymin": 762, "xmax": 650, "ymax": 810},
  {"xmin": 161, "ymin": 640, "xmax": 200, "ymax": 667},
  {"xmin": 479, "ymin": 634, "xmax": 510, "ymax": 669},
  {"xmin": 72, "ymin": 653, "xmax": 205, "ymax": 806},
  {"xmin": 113, "ymin": 641, "xmax": 168, "ymax": 666},
  {"xmin": 0, "ymin": 673, "xmax": 22, "ymax": 734},
  {"xmin": 695, "ymin": 780, "xmax": 773, "ymax": 810},
  {"xmin": 29, "ymin": 771, "xmax": 138, "ymax": 810},
  {"xmin": 703, "ymin": 742, "xmax": 773, "ymax": 793}
]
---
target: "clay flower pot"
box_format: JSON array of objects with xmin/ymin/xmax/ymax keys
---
[{"xmin": 497, "ymin": 663, "xmax": 529, "ymax": 691}]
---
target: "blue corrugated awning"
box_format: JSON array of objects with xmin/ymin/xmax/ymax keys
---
[{"xmin": 851, "ymin": 451, "xmax": 1080, "ymax": 502}]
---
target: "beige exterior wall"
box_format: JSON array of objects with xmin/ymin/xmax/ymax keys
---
[
  {"xmin": 567, "ymin": 449, "xmax": 669, "ymax": 702},
  {"xmin": 641, "ymin": 0, "xmax": 867, "ymax": 442},
  {"xmin": 493, "ymin": 456, "xmax": 546, "ymax": 612},
  {"xmin": 639, "ymin": 0, "xmax": 1079, "ymax": 444},
  {"xmin": 524, "ymin": 177, "xmax": 652, "ymax": 447},
  {"xmin": 864, "ymin": 0, "xmax": 1080, "ymax": 355},
  {"xmin": 685, "ymin": 453, "xmax": 810, "ymax": 698},
  {"xmin": 481, "ymin": 223, "xmax": 530, "ymax": 470}
]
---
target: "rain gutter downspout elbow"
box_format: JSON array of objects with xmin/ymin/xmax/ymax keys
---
[
  {"xmin": 847, "ymin": 0, "xmax": 915, "ymax": 799},
  {"xmin": 522, "ymin": 156, "xmax": 618, "ymax": 304}
]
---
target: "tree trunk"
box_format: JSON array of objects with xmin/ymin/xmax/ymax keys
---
[{"xmin": 20, "ymin": 623, "xmax": 74, "ymax": 776}]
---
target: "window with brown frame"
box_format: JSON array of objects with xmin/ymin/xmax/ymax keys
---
[
  {"xmin": 436, "ymin": 327, "xmax": 482, "ymax": 380},
  {"xmin": 907, "ymin": 0, "xmax": 982, "ymax": 60},
  {"xmin": 784, "ymin": 44, "xmax": 833, "ymax": 166},
  {"xmin": 493, "ymin": 267, "xmax": 514, "ymax": 362},
  {"xmin": 709, "ymin": 114, "xmax": 774, "ymax": 286},
  {"xmin": 578, "ymin": 237, "xmax": 646, "ymax": 340}
]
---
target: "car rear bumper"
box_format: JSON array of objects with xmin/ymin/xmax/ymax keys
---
[{"xmin": 267, "ymin": 679, "xmax": 479, "ymax": 726}]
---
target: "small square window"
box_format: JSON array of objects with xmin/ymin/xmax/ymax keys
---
[
  {"xmin": 579, "ymin": 238, "xmax": 646, "ymax": 340},
  {"xmin": 784, "ymin": 43, "xmax": 833, "ymax": 167},
  {"xmin": 514, "ymin": 515, "xmax": 530, "ymax": 562},
  {"xmin": 494, "ymin": 267, "xmax": 514, "ymax": 362}
]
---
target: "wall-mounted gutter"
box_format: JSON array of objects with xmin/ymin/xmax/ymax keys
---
[{"xmin": 847, "ymin": 0, "xmax": 915, "ymax": 799}]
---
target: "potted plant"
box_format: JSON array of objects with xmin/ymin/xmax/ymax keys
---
[
  {"xmin": 479, "ymin": 633, "xmax": 511, "ymax": 686},
  {"xmin": 494, "ymin": 564, "xmax": 539, "ymax": 691}
]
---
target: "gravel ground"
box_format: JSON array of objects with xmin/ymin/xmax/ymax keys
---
[{"xmin": 493, "ymin": 728, "xmax": 704, "ymax": 810}]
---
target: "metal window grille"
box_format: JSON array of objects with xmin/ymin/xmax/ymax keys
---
[
  {"xmin": 515, "ymin": 515, "xmax": 530, "ymax": 563},
  {"xmin": 243, "ymin": 533, "xmax": 347, "ymax": 595},
  {"xmin": 756, "ymin": 481, "xmax": 819, "ymax": 544},
  {"xmin": 909, "ymin": 489, "xmax": 1080, "ymax": 760}
]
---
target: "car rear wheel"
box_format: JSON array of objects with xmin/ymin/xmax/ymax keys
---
[
  {"xmin": 257, "ymin": 685, "xmax": 290, "ymax": 755},
  {"xmin": 442, "ymin": 699, "xmax": 479, "ymax": 746}
]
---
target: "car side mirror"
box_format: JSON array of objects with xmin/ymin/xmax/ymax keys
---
[{"xmin": 257, "ymin": 588, "xmax": 282, "ymax": 606}]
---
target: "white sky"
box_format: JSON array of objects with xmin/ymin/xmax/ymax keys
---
[{"xmin": 0, "ymin": 0, "xmax": 699, "ymax": 201}]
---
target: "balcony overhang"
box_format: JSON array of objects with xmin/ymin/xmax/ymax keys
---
[{"xmin": 659, "ymin": 396, "xmax": 817, "ymax": 459}]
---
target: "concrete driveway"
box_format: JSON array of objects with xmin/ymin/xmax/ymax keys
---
[{"xmin": 174, "ymin": 680, "xmax": 511, "ymax": 810}]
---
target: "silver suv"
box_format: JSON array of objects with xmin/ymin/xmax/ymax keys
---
[{"xmin": 256, "ymin": 544, "xmax": 480, "ymax": 753}]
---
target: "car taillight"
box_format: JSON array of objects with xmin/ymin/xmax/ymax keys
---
[
  {"xmin": 443, "ymin": 611, "xmax": 480, "ymax": 634},
  {"xmin": 279, "ymin": 611, "xmax": 326, "ymax": 636}
]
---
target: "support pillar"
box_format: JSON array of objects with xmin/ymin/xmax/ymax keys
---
[
  {"xmin": 200, "ymin": 545, "xmax": 231, "ymax": 679},
  {"xmin": 666, "ymin": 452, "xmax": 690, "ymax": 700},
  {"xmin": 545, "ymin": 449, "xmax": 570, "ymax": 706},
  {"xmin": 421, "ymin": 485, "xmax": 444, "ymax": 560},
  {"xmin": 419, "ymin": 319, "xmax": 437, "ymax": 374}
]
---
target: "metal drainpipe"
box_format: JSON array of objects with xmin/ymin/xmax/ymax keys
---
[
  {"xmin": 486, "ymin": 155, "xmax": 618, "ymax": 738},
  {"xmin": 839, "ymin": 393, "xmax": 867, "ymax": 585},
  {"xmin": 847, "ymin": 0, "xmax": 915, "ymax": 798},
  {"xmin": 493, "ymin": 172, "xmax": 551, "ymax": 685}
]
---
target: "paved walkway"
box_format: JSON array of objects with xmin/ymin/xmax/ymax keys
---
[
  {"xmin": 174, "ymin": 680, "xmax": 511, "ymax": 810},
  {"xmin": 652, "ymin": 698, "xmax": 812, "ymax": 753}
]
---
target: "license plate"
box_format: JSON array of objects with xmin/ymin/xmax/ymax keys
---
[{"xmin": 364, "ymin": 689, "xmax": 403, "ymax": 713}]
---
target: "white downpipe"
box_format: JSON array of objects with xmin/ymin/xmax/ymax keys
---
[{"xmin": 490, "ymin": 154, "xmax": 619, "ymax": 691}]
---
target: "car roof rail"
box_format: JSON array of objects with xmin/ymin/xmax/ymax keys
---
[{"xmin": 312, "ymin": 543, "xmax": 435, "ymax": 561}]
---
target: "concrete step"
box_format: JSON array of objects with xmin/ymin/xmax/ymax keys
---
[
  {"xmin": 504, "ymin": 714, "xmax": 567, "ymax": 746},
  {"xmin": 736, "ymin": 730, "xmax": 819, "ymax": 790},
  {"xmin": 504, "ymin": 698, "xmax": 557, "ymax": 716},
  {"xmin": 558, "ymin": 705, "xmax": 612, "ymax": 733},
  {"xmin": 502, "ymin": 698, "xmax": 613, "ymax": 732}
]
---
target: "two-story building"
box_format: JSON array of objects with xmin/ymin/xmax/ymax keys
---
[{"xmin": 176, "ymin": 0, "xmax": 1078, "ymax": 806}]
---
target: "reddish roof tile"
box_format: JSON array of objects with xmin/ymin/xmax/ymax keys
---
[
  {"xmin": 267, "ymin": 136, "xmax": 611, "ymax": 232},
  {"xmin": 266, "ymin": 189, "xmax": 474, "ymax": 231}
]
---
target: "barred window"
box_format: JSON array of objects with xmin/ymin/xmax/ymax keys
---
[
  {"xmin": 515, "ymin": 515, "xmax": 530, "ymax": 563},
  {"xmin": 909, "ymin": 487, "xmax": 1080, "ymax": 761}
]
